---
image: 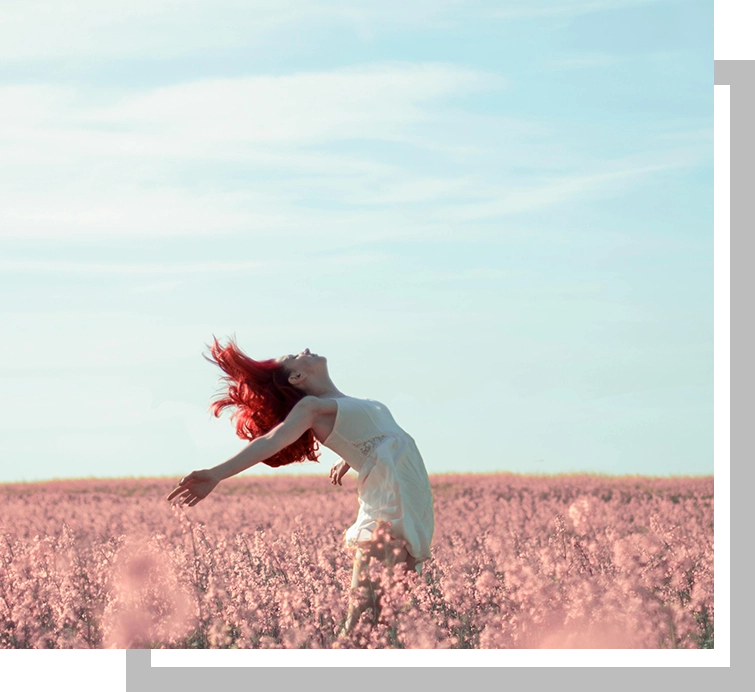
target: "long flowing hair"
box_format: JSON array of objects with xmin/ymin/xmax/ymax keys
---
[{"xmin": 203, "ymin": 335, "xmax": 320, "ymax": 467}]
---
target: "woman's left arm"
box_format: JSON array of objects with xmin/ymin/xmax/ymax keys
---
[
  {"xmin": 167, "ymin": 396, "xmax": 321, "ymax": 504},
  {"xmin": 211, "ymin": 396, "xmax": 322, "ymax": 480}
]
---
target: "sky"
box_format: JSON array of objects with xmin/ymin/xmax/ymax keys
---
[{"xmin": 0, "ymin": 0, "xmax": 713, "ymax": 483}]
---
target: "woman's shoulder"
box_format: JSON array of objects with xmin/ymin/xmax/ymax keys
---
[
  {"xmin": 295, "ymin": 395, "xmax": 339, "ymax": 416},
  {"xmin": 297, "ymin": 394, "xmax": 380, "ymax": 418}
]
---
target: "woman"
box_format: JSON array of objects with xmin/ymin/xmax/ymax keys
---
[{"xmin": 166, "ymin": 337, "xmax": 435, "ymax": 634}]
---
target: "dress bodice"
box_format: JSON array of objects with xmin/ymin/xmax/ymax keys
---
[
  {"xmin": 322, "ymin": 395, "xmax": 434, "ymax": 562},
  {"xmin": 322, "ymin": 396, "xmax": 412, "ymax": 471}
]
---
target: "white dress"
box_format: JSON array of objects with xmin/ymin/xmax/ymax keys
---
[{"xmin": 322, "ymin": 396, "xmax": 434, "ymax": 563}]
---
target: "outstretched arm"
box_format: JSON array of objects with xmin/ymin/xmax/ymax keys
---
[
  {"xmin": 167, "ymin": 396, "xmax": 321, "ymax": 505},
  {"xmin": 210, "ymin": 396, "xmax": 320, "ymax": 481}
]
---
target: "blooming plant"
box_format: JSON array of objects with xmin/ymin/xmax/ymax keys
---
[{"xmin": 0, "ymin": 474, "xmax": 713, "ymax": 649}]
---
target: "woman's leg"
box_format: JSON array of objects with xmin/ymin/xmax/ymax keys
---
[
  {"xmin": 386, "ymin": 544, "xmax": 420, "ymax": 574},
  {"xmin": 340, "ymin": 534, "xmax": 421, "ymax": 635},
  {"xmin": 341, "ymin": 547, "xmax": 376, "ymax": 635}
]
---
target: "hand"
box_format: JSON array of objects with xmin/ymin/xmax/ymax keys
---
[
  {"xmin": 329, "ymin": 459, "xmax": 351, "ymax": 486},
  {"xmin": 167, "ymin": 469, "xmax": 220, "ymax": 507}
]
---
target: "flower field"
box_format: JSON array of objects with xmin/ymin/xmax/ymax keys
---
[{"xmin": 0, "ymin": 473, "xmax": 713, "ymax": 649}]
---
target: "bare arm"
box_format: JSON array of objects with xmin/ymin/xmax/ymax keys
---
[
  {"xmin": 210, "ymin": 396, "xmax": 321, "ymax": 481},
  {"xmin": 167, "ymin": 396, "xmax": 321, "ymax": 505}
]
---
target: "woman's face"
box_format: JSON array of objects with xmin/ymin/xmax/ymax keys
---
[{"xmin": 275, "ymin": 348, "xmax": 326, "ymax": 378}]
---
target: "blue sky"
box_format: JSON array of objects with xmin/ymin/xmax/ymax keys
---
[{"xmin": 0, "ymin": 0, "xmax": 712, "ymax": 482}]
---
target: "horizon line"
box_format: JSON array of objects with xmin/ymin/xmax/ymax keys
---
[{"xmin": 0, "ymin": 470, "xmax": 715, "ymax": 487}]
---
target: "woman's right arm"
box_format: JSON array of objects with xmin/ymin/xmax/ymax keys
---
[
  {"xmin": 208, "ymin": 396, "xmax": 322, "ymax": 481},
  {"xmin": 330, "ymin": 458, "xmax": 351, "ymax": 486}
]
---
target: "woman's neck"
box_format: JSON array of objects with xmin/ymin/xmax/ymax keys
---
[{"xmin": 301, "ymin": 378, "xmax": 346, "ymax": 399}]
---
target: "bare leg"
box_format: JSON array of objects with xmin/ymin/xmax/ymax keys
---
[
  {"xmin": 341, "ymin": 547, "xmax": 375, "ymax": 635},
  {"xmin": 392, "ymin": 546, "xmax": 419, "ymax": 571},
  {"xmin": 340, "ymin": 541, "xmax": 420, "ymax": 636}
]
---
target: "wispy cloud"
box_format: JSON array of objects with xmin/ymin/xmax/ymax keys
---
[
  {"xmin": 485, "ymin": 0, "xmax": 667, "ymax": 20},
  {"xmin": 1, "ymin": 63, "xmax": 503, "ymax": 165},
  {"xmin": 430, "ymin": 155, "xmax": 702, "ymax": 222},
  {"xmin": 0, "ymin": 63, "xmax": 505, "ymax": 240},
  {"xmin": 0, "ymin": 0, "xmax": 318, "ymax": 61},
  {"xmin": 406, "ymin": 267, "xmax": 518, "ymax": 284},
  {"xmin": 0, "ymin": 253, "xmax": 383, "ymax": 276},
  {"xmin": 0, "ymin": 60, "xmax": 706, "ymax": 244},
  {"xmin": 538, "ymin": 54, "xmax": 629, "ymax": 71},
  {"xmin": 0, "ymin": 0, "xmax": 670, "ymax": 61},
  {"xmin": 1, "ymin": 66, "xmax": 501, "ymax": 149}
]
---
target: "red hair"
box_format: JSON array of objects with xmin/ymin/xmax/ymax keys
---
[{"xmin": 203, "ymin": 335, "xmax": 320, "ymax": 468}]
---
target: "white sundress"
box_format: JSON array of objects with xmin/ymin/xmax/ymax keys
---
[{"xmin": 322, "ymin": 396, "xmax": 435, "ymax": 563}]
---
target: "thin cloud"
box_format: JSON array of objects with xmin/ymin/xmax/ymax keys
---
[
  {"xmin": 0, "ymin": 62, "xmax": 706, "ymax": 244},
  {"xmin": 0, "ymin": 253, "xmax": 384, "ymax": 276},
  {"xmin": 538, "ymin": 54, "xmax": 629, "ymax": 71},
  {"xmin": 0, "ymin": 65, "xmax": 504, "ymax": 172},
  {"xmin": 87, "ymin": 65, "xmax": 505, "ymax": 154},
  {"xmin": 407, "ymin": 267, "xmax": 518, "ymax": 284},
  {"xmin": 0, "ymin": 64, "xmax": 510, "ymax": 240},
  {"xmin": 485, "ymin": 0, "xmax": 668, "ymax": 20},
  {"xmin": 430, "ymin": 155, "xmax": 705, "ymax": 222},
  {"xmin": 0, "ymin": 0, "xmax": 320, "ymax": 61},
  {"xmin": 0, "ymin": 0, "xmax": 667, "ymax": 61}
]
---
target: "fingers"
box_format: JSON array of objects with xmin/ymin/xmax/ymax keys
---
[
  {"xmin": 330, "ymin": 460, "xmax": 348, "ymax": 486},
  {"xmin": 168, "ymin": 489, "xmax": 191, "ymax": 504},
  {"xmin": 167, "ymin": 473, "xmax": 199, "ymax": 501},
  {"xmin": 167, "ymin": 481, "xmax": 193, "ymax": 501},
  {"xmin": 167, "ymin": 481, "xmax": 203, "ymax": 504},
  {"xmin": 329, "ymin": 461, "xmax": 353, "ymax": 485},
  {"xmin": 167, "ymin": 486, "xmax": 187, "ymax": 501},
  {"xmin": 172, "ymin": 490, "xmax": 203, "ymax": 507}
]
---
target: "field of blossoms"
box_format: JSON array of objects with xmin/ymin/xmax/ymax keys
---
[{"xmin": 0, "ymin": 473, "xmax": 713, "ymax": 649}]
